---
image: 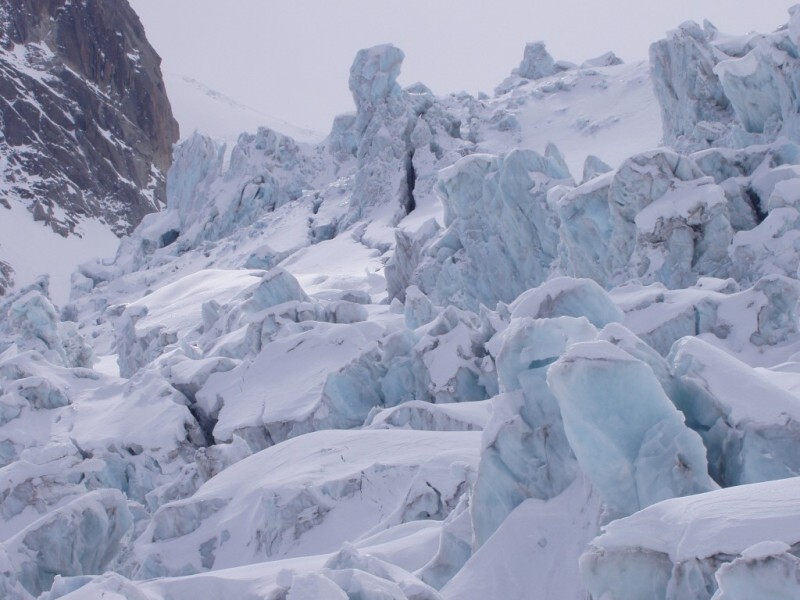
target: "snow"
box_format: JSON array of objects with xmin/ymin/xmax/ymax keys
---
[
  {"xmin": 592, "ymin": 477, "xmax": 800, "ymax": 561},
  {"xmin": 7, "ymin": 7, "xmax": 800, "ymax": 599},
  {"xmin": 280, "ymin": 234, "xmax": 387, "ymax": 300},
  {"xmin": 739, "ymin": 540, "xmax": 792, "ymax": 560},
  {"xmin": 486, "ymin": 60, "xmax": 661, "ymax": 176},
  {"xmin": 509, "ymin": 277, "xmax": 624, "ymax": 327},
  {"xmin": 127, "ymin": 269, "xmax": 262, "ymax": 335},
  {"xmin": 164, "ymin": 73, "xmax": 324, "ymax": 145},
  {"xmin": 7, "ymin": 489, "xmax": 132, "ymax": 597},
  {"xmin": 669, "ymin": 335, "xmax": 800, "ymax": 487},
  {"xmin": 443, "ymin": 478, "xmax": 600, "ymax": 600},
  {"xmin": 712, "ymin": 547, "xmax": 800, "ymax": 599},
  {"xmin": 671, "ymin": 336, "xmax": 800, "ymax": 426},
  {"xmin": 201, "ymin": 319, "xmax": 386, "ymax": 446},
  {"xmin": 366, "ymin": 400, "xmax": 492, "ymax": 432},
  {"xmin": 133, "ymin": 429, "xmax": 480, "ymax": 576},
  {"xmin": 583, "ymin": 476, "xmax": 800, "ymax": 600},
  {"xmin": 471, "ymin": 316, "xmax": 595, "ymax": 545},
  {"xmin": 0, "ymin": 202, "xmax": 119, "ymax": 306}
]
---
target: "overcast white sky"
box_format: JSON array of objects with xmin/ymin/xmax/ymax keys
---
[{"xmin": 129, "ymin": 1, "xmax": 794, "ymax": 134}]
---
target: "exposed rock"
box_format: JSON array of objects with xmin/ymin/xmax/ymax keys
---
[
  {"xmin": 0, "ymin": 261, "xmax": 13, "ymax": 297},
  {"xmin": 0, "ymin": 0, "xmax": 178, "ymax": 237}
]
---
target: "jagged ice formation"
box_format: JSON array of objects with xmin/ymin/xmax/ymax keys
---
[{"xmin": 3, "ymin": 5, "xmax": 800, "ymax": 600}]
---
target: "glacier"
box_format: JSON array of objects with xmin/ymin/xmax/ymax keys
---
[{"xmin": 5, "ymin": 3, "xmax": 800, "ymax": 600}]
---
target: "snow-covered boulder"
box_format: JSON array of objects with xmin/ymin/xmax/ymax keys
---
[
  {"xmin": 247, "ymin": 268, "xmax": 310, "ymax": 311},
  {"xmin": 9, "ymin": 292, "xmax": 65, "ymax": 366},
  {"xmin": 509, "ymin": 277, "xmax": 623, "ymax": 327},
  {"xmin": 166, "ymin": 132, "xmax": 224, "ymax": 239},
  {"xmin": 165, "ymin": 127, "xmax": 317, "ymax": 249},
  {"xmin": 730, "ymin": 207, "xmax": 800, "ymax": 284},
  {"xmin": 193, "ymin": 437, "xmax": 251, "ymax": 483},
  {"xmin": 380, "ymin": 304, "xmax": 497, "ymax": 408},
  {"xmin": 386, "ymin": 219, "xmax": 441, "ymax": 303},
  {"xmin": 197, "ymin": 320, "xmax": 385, "ymax": 450},
  {"xmin": 714, "ymin": 31, "xmax": 800, "ymax": 140},
  {"xmin": 0, "ymin": 443, "xmax": 87, "ymax": 531},
  {"xmin": 691, "ymin": 141, "xmax": 800, "ymax": 232},
  {"xmin": 712, "ymin": 542, "xmax": 800, "ymax": 599},
  {"xmin": 581, "ymin": 51, "xmax": 623, "ymax": 69},
  {"xmin": 633, "ymin": 179, "xmax": 733, "ymax": 288},
  {"xmin": 611, "ymin": 274, "xmax": 800, "ymax": 356},
  {"xmin": 114, "ymin": 269, "xmax": 263, "ymax": 377},
  {"xmin": 517, "ymin": 41, "xmax": 558, "ymax": 81},
  {"xmin": 494, "ymin": 41, "xmax": 572, "ymax": 95}
]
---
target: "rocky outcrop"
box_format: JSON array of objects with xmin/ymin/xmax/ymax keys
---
[
  {"xmin": 0, "ymin": 0, "xmax": 178, "ymax": 237},
  {"xmin": 0, "ymin": 261, "xmax": 13, "ymax": 296}
]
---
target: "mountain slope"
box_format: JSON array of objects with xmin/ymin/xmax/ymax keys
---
[{"xmin": 164, "ymin": 72, "xmax": 324, "ymax": 145}]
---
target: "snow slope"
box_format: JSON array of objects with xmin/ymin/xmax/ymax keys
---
[
  {"xmin": 164, "ymin": 73, "xmax": 325, "ymax": 145},
  {"xmin": 0, "ymin": 202, "xmax": 119, "ymax": 305}
]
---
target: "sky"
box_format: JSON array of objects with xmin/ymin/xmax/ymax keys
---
[{"xmin": 129, "ymin": 0, "xmax": 794, "ymax": 135}]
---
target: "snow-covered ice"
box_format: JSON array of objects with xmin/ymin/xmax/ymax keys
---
[
  {"xmin": 584, "ymin": 477, "xmax": 800, "ymax": 600},
  {"xmin": 5, "ymin": 6, "xmax": 800, "ymax": 600}
]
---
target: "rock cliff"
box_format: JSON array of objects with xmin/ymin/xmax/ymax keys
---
[{"xmin": 0, "ymin": 0, "xmax": 178, "ymax": 238}]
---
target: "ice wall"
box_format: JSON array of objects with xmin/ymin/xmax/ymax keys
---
[
  {"xmin": 391, "ymin": 147, "xmax": 572, "ymax": 310},
  {"xmin": 548, "ymin": 341, "xmax": 715, "ymax": 519},
  {"xmin": 651, "ymin": 10, "xmax": 800, "ymax": 151}
]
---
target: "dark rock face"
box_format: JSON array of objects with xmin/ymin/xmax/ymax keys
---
[
  {"xmin": 0, "ymin": 0, "xmax": 179, "ymax": 236},
  {"xmin": 0, "ymin": 260, "xmax": 12, "ymax": 295}
]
